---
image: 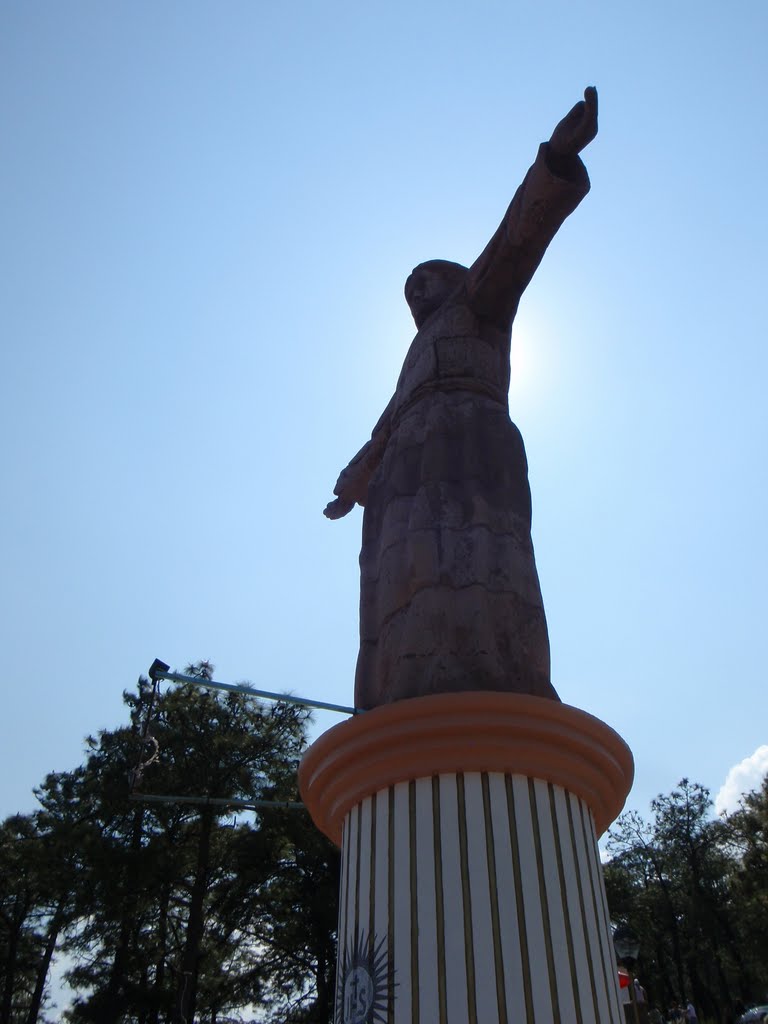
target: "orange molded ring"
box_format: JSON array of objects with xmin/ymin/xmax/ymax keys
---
[{"xmin": 299, "ymin": 691, "xmax": 633, "ymax": 845}]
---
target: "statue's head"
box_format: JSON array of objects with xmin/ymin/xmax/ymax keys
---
[{"xmin": 405, "ymin": 259, "xmax": 467, "ymax": 328}]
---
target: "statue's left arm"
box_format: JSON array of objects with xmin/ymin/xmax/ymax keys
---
[
  {"xmin": 467, "ymin": 87, "xmax": 598, "ymax": 325},
  {"xmin": 323, "ymin": 395, "xmax": 395, "ymax": 519}
]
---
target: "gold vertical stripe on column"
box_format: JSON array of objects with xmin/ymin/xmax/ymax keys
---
[
  {"xmin": 369, "ymin": 791, "xmax": 377, "ymax": 958},
  {"xmin": 456, "ymin": 773, "xmax": 478, "ymax": 1024},
  {"xmin": 335, "ymin": 819, "xmax": 348, "ymax": 1024},
  {"xmin": 505, "ymin": 775, "xmax": 534, "ymax": 1024},
  {"xmin": 581, "ymin": 798, "xmax": 622, "ymax": 1024},
  {"xmin": 576, "ymin": 798, "xmax": 615, "ymax": 1018},
  {"xmin": 344, "ymin": 808, "xmax": 353, "ymax": 951},
  {"xmin": 579, "ymin": 800, "xmax": 619, "ymax": 1022},
  {"xmin": 343, "ymin": 812, "xmax": 352, "ymax": 926},
  {"xmin": 431, "ymin": 775, "xmax": 447, "ymax": 1023},
  {"xmin": 355, "ymin": 802, "xmax": 362, "ymax": 947},
  {"xmin": 565, "ymin": 793, "xmax": 600, "ymax": 1021},
  {"xmin": 588, "ymin": 809, "xmax": 620, "ymax": 981},
  {"xmin": 387, "ymin": 786, "xmax": 395, "ymax": 1024},
  {"xmin": 528, "ymin": 777, "xmax": 560, "ymax": 1020},
  {"xmin": 409, "ymin": 779, "xmax": 419, "ymax": 1024},
  {"xmin": 548, "ymin": 783, "xmax": 583, "ymax": 1024},
  {"xmin": 481, "ymin": 773, "xmax": 509, "ymax": 1024}
]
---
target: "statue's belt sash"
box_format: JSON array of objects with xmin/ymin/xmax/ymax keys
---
[{"xmin": 391, "ymin": 377, "xmax": 508, "ymax": 431}]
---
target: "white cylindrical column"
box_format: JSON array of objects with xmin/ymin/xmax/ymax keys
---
[{"xmin": 300, "ymin": 692, "xmax": 633, "ymax": 1024}]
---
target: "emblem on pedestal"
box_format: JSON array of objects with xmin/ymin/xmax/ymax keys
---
[{"xmin": 338, "ymin": 932, "xmax": 390, "ymax": 1024}]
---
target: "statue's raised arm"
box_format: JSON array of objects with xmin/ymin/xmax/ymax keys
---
[{"xmin": 467, "ymin": 87, "xmax": 597, "ymax": 327}]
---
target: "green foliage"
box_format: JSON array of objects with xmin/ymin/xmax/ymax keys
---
[
  {"xmin": 0, "ymin": 666, "xmax": 339, "ymax": 1023},
  {"xmin": 605, "ymin": 777, "xmax": 768, "ymax": 1022},
  {"xmin": 724, "ymin": 775, "xmax": 768, "ymax": 1006},
  {"xmin": 0, "ymin": 814, "xmax": 47, "ymax": 1024}
]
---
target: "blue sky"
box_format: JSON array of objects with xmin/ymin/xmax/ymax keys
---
[{"xmin": 2, "ymin": 1, "xmax": 766, "ymax": 831}]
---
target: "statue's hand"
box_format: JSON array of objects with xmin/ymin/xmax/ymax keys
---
[
  {"xmin": 323, "ymin": 496, "xmax": 355, "ymax": 520},
  {"xmin": 549, "ymin": 86, "xmax": 598, "ymax": 157},
  {"xmin": 323, "ymin": 448, "xmax": 372, "ymax": 519}
]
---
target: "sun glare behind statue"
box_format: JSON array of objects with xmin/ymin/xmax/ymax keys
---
[
  {"xmin": 370, "ymin": 302, "xmax": 420, "ymax": 385},
  {"xmin": 509, "ymin": 326, "xmax": 529, "ymax": 392},
  {"xmin": 509, "ymin": 311, "xmax": 546, "ymax": 412},
  {"xmin": 367, "ymin": 297, "xmax": 557, "ymax": 420}
]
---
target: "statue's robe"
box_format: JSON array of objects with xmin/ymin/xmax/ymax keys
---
[{"xmin": 350, "ymin": 143, "xmax": 590, "ymax": 710}]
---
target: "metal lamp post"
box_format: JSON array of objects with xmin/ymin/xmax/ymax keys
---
[{"xmin": 613, "ymin": 925, "xmax": 641, "ymax": 1024}]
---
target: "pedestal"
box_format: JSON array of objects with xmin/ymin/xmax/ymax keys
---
[{"xmin": 299, "ymin": 692, "xmax": 634, "ymax": 1024}]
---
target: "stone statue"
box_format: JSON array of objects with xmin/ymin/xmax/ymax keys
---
[{"xmin": 325, "ymin": 88, "xmax": 598, "ymax": 711}]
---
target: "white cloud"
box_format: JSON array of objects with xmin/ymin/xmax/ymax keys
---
[{"xmin": 715, "ymin": 745, "xmax": 768, "ymax": 816}]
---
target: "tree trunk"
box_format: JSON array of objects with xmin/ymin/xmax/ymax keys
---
[
  {"xmin": 314, "ymin": 947, "xmax": 330, "ymax": 1024},
  {"xmin": 1, "ymin": 897, "xmax": 30, "ymax": 1024},
  {"xmin": 25, "ymin": 903, "xmax": 65, "ymax": 1024},
  {"xmin": 148, "ymin": 879, "xmax": 171, "ymax": 1024},
  {"xmin": 101, "ymin": 804, "xmax": 146, "ymax": 1023},
  {"xmin": 174, "ymin": 808, "xmax": 214, "ymax": 1024},
  {"xmin": 650, "ymin": 863, "xmax": 686, "ymax": 1001},
  {"xmin": 1, "ymin": 921, "xmax": 21, "ymax": 1024}
]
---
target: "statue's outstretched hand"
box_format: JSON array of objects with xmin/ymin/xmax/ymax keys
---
[
  {"xmin": 549, "ymin": 86, "xmax": 598, "ymax": 157},
  {"xmin": 324, "ymin": 496, "xmax": 355, "ymax": 520},
  {"xmin": 323, "ymin": 439, "xmax": 378, "ymax": 519}
]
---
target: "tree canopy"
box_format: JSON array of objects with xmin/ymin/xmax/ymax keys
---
[
  {"xmin": 604, "ymin": 777, "xmax": 768, "ymax": 1022},
  {"xmin": 0, "ymin": 665, "xmax": 338, "ymax": 1023}
]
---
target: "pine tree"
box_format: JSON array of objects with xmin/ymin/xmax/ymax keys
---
[
  {"xmin": 605, "ymin": 777, "xmax": 766, "ymax": 1021},
  {"xmin": 724, "ymin": 774, "xmax": 768, "ymax": 1006},
  {"xmin": 3, "ymin": 665, "xmax": 340, "ymax": 1023}
]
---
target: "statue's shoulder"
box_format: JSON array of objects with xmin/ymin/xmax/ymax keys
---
[{"xmin": 399, "ymin": 295, "xmax": 473, "ymax": 369}]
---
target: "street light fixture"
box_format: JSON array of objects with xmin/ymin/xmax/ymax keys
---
[
  {"xmin": 613, "ymin": 925, "xmax": 640, "ymax": 965},
  {"xmin": 613, "ymin": 925, "xmax": 641, "ymax": 1024}
]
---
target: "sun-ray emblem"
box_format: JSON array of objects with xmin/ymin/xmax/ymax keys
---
[{"xmin": 337, "ymin": 930, "xmax": 392, "ymax": 1024}]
